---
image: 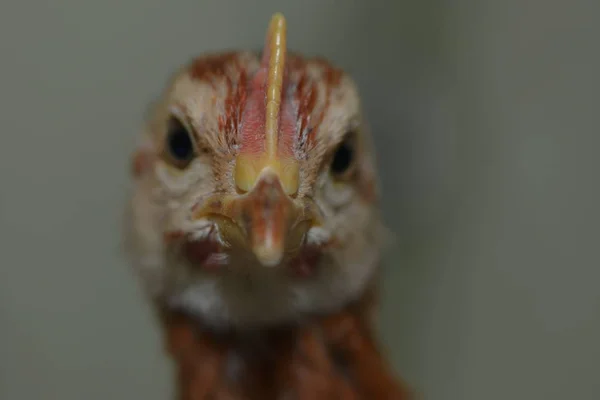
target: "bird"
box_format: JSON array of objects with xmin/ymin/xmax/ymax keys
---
[{"xmin": 123, "ymin": 12, "xmax": 411, "ymax": 399}]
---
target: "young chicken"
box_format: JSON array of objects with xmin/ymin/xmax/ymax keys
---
[{"xmin": 124, "ymin": 12, "xmax": 409, "ymax": 399}]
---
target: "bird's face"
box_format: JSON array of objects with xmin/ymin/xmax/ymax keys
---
[{"xmin": 125, "ymin": 15, "xmax": 385, "ymax": 328}]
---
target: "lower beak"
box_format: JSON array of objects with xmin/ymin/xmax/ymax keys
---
[{"xmin": 193, "ymin": 169, "xmax": 317, "ymax": 267}]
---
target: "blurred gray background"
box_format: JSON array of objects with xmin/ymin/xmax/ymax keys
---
[{"xmin": 0, "ymin": 0, "xmax": 598, "ymax": 399}]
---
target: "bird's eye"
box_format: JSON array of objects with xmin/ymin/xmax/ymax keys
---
[
  {"xmin": 164, "ymin": 116, "xmax": 195, "ymax": 168},
  {"xmin": 330, "ymin": 134, "xmax": 356, "ymax": 178}
]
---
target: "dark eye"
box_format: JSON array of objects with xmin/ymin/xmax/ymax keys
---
[
  {"xmin": 330, "ymin": 135, "xmax": 355, "ymax": 177},
  {"xmin": 165, "ymin": 116, "xmax": 195, "ymax": 167}
]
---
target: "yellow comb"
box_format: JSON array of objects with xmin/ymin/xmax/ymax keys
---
[
  {"xmin": 265, "ymin": 12, "xmax": 286, "ymax": 162},
  {"xmin": 234, "ymin": 13, "xmax": 299, "ymax": 195}
]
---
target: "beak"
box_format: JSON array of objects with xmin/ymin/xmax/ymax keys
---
[{"xmin": 192, "ymin": 168, "xmax": 318, "ymax": 267}]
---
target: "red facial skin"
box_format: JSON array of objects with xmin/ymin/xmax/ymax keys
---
[
  {"xmin": 178, "ymin": 237, "xmax": 323, "ymax": 278},
  {"xmin": 165, "ymin": 226, "xmax": 325, "ymax": 278},
  {"xmin": 288, "ymin": 244, "xmax": 322, "ymax": 278}
]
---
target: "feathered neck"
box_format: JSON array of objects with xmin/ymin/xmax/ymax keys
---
[{"xmin": 158, "ymin": 285, "xmax": 412, "ymax": 399}]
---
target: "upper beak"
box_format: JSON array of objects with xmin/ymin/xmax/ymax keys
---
[{"xmin": 192, "ymin": 168, "xmax": 317, "ymax": 267}]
